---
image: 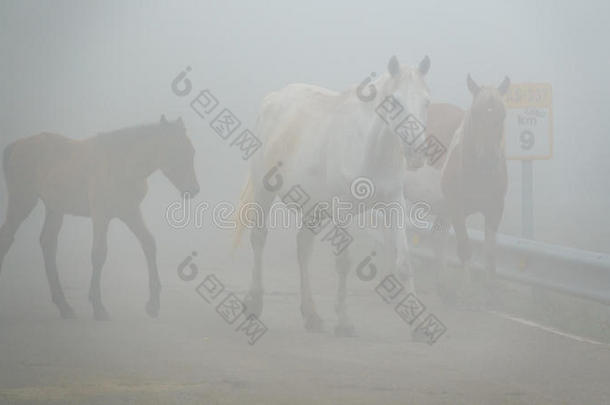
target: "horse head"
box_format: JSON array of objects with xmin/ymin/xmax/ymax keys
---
[
  {"xmin": 158, "ymin": 115, "xmax": 200, "ymax": 198},
  {"xmin": 465, "ymin": 74, "xmax": 510, "ymax": 164},
  {"xmin": 376, "ymin": 55, "xmax": 431, "ymax": 170}
]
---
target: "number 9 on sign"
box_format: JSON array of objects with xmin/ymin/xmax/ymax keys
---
[{"xmin": 520, "ymin": 130, "xmax": 535, "ymax": 150}]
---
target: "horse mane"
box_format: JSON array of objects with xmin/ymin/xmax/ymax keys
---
[
  {"xmin": 336, "ymin": 73, "xmax": 386, "ymax": 102},
  {"xmin": 458, "ymin": 101, "xmax": 507, "ymax": 168},
  {"xmin": 95, "ymin": 122, "xmax": 162, "ymax": 144},
  {"xmin": 340, "ymin": 66, "xmax": 425, "ymax": 101},
  {"xmin": 461, "ymin": 109, "xmax": 474, "ymax": 141}
]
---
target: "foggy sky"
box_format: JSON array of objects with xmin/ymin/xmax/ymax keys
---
[{"xmin": 1, "ymin": 0, "xmax": 609, "ymax": 253}]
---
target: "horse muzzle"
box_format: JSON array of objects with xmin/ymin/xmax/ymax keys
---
[
  {"xmin": 183, "ymin": 187, "xmax": 200, "ymax": 199},
  {"xmin": 406, "ymin": 154, "xmax": 425, "ymax": 171}
]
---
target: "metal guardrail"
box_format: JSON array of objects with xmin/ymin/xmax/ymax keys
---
[{"xmin": 407, "ymin": 228, "xmax": 610, "ymax": 306}]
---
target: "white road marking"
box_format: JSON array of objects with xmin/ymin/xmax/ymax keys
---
[{"xmin": 487, "ymin": 310, "xmax": 610, "ymax": 347}]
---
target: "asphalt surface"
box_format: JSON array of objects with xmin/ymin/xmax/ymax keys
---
[{"xmin": 1, "ymin": 253, "xmax": 609, "ymax": 405}]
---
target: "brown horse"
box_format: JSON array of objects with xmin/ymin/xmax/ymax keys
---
[
  {"xmin": 0, "ymin": 116, "xmax": 199, "ymax": 320},
  {"xmin": 438, "ymin": 75, "xmax": 510, "ymax": 303}
]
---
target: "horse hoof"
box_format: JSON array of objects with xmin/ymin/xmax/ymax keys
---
[
  {"xmin": 146, "ymin": 300, "xmax": 160, "ymax": 318},
  {"xmin": 454, "ymin": 296, "xmax": 481, "ymax": 312},
  {"xmin": 412, "ymin": 328, "xmax": 433, "ymax": 344},
  {"xmin": 59, "ymin": 305, "xmax": 77, "ymax": 320},
  {"xmin": 484, "ymin": 294, "xmax": 500, "ymax": 310},
  {"xmin": 94, "ymin": 308, "xmax": 110, "ymax": 321},
  {"xmin": 483, "ymin": 282, "xmax": 502, "ymax": 309},
  {"xmin": 303, "ymin": 314, "xmax": 325, "ymax": 333},
  {"xmin": 440, "ymin": 294, "xmax": 457, "ymax": 308},
  {"xmin": 334, "ymin": 323, "xmax": 357, "ymax": 337},
  {"xmin": 437, "ymin": 283, "xmax": 457, "ymax": 307},
  {"xmin": 244, "ymin": 292, "xmax": 263, "ymax": 318}
]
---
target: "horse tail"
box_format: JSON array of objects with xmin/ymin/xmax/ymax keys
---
[{"xmin": 232, "ymin": 173, "xmax": 254, "ymax": 250}]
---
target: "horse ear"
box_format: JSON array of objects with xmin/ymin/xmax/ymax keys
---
[
  {"xmin": 497, "ymin": 76, "xmax": 511, "ymax": 96},
  {"xmin": 388, "ymin": 55, "xmax": 400, "ymax": 77},
  {"xmin": 418, "ymin": 55, "xmax": 430, "ymax": 76},
  {"xmin": 160, "ymin": 114, "xmax": 169, "ymax": 125},
  {"xmin": 467, "ymin": 74, "xmax": 480, "ymax": 95}
]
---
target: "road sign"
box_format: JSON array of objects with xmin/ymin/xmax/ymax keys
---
[{"xmin": 503, "ymin": 83, "xmax": 553, "ymax": 160}]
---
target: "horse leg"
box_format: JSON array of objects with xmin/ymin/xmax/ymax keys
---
[
  {"xmin": 89, "ymin": 216, "xmax": 110, "ymax": 321},
  {"xmin": 394, "ymin": 195, "xmax": 416, "ymax": 295},
  {"xmin": 381, "ymin": 215, "xmax": 397, "ymax": 275},
  {"xmin": 484, "ymin": 207, "xmax": 502, "ymax": 277},
  {"xmin": 120, "ymin": 209, "xmax": 160, "ymax": 318},
  {"xmin": 40, "ymin": 208, "xmax": 75, "ymax": 319},
  {"xmin": 483, "ymin": 210, "xmax": 502, "ymax": 306},
  {"xmin": 296, "ymin": 228, "xmax": 324, "ymax": 332},
  {"xmin": 450, "ymin": 211, "xmax": 475, "ymax": 305},
  {"xmin": 379, "ymin": 197, "xmax": 416, "ymax": 295},
  {"xmin": 244, "ymin": 189, "xmax": 273, "ymax": 318},
  {"xmin": 433, "ymin": 216, "xmax": 455, "ymax": 305},
  {"xmin": 334, "ymin": 248, "xmax": 356, "ymax": 337},
  {"xmin": 0, "ymin": 191, "xmax": 37, "ymax": 274}
]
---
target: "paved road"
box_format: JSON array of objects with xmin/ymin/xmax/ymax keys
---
[{"xmin": 1, "ymin": 260, "xmax": 609, "ymax": 405}]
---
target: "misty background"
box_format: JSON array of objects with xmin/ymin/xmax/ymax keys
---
[
  {"xmin": 2, "ymin": 0, "xmax": 609, "ymax": 262},
  {"xmin": 1, "ymin": 2, "xmax": 610, "ymax": 404},
  {"xmin": 0, "ymin": 0, "xmax": 608, "ymax": 303}
]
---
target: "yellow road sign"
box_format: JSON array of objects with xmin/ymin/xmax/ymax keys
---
[{"xmin": 503, "ymin": 83, "xmax": 553, "ymax": 160}]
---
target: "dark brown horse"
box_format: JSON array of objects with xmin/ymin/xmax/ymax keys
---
[
  {"xmin": 438, "ymin": 75, "xmax": 510, "ymax": 303},
  {"xmin": 0, "ymin": 116, "xmax": 199, "ymax": 320}
]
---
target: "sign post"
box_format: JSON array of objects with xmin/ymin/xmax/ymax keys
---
[
  {"xmin": 522, "ymin": 160, "xmax": 534, "ymax": 238},
  {"xmin": 504, "ymin": 83, "xmax": 553, "ymax": 239}
]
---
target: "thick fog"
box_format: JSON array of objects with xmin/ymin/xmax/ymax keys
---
[{"xmin": 1, "ymin": 1, "xmax": 609, "ymax": 404}]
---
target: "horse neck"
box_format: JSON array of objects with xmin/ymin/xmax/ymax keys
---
[
  {"xmin": 461, "ymin": 111, "xmax": 505, "ymax": 167},
  {"xmin": 358, "ymin": 93, "xmax": 404, "ymax": 170},
  {"xmin": 462, "ymin": 111, "xmax": 475, "ymax": 151},
  {"xmin": 100, "ymin": 129, "xmax": 165, "ymax": 181},
  {"xmin": 369, "ymin": 124, "xmax": 400, "ymax": 162}
]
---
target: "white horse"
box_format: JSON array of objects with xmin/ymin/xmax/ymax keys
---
[{"xmin": 235, "ymin": 55, "xmax": 431, "ymax": 335}]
